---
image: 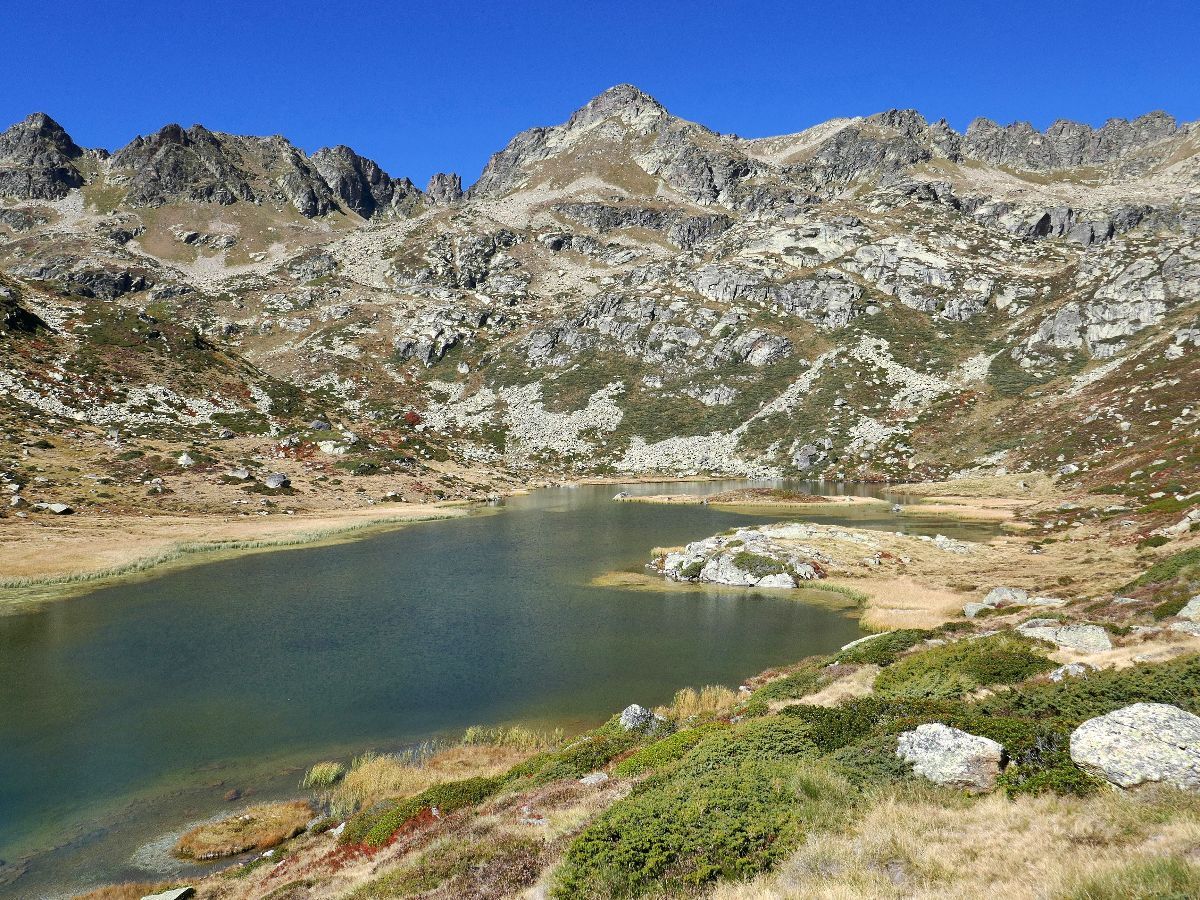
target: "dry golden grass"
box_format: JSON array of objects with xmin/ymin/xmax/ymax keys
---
[
  {"xmin": 897, "ymin": 472, "xmax": 1058, "ymax": 499},
  {"xmin": 710, "ymin": 786, "xmax": 1200, "ymax": 900},
  {"xmin": 853, "ymin": 576, "xmax": 967, "ymax": 630},
  {"xmin": 654, "ymin": 684, "xmax": 739, "ymax": 720},
  {"xmin": 174, "ymin": 800, "xmax": 312, "ymax": 860},
  {"xmin": 326, "ymin": 744, "xmax": 534, "ymax": 818},
  {"xmin": 775, "ymin": 665, "xmax": 880, "ymax": 710},
  {"xmin": 72, "ymin": 886, "xmax": 166, "ymax": 900}
]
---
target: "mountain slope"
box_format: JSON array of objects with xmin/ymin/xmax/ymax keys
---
[{"xmin": 0, "ymin": 86, "xmax": 1196, "ymax": 514}]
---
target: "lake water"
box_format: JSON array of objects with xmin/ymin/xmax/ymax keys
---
[{"xmin": 0, "ymin": 480, "xmax": 997, "ymax": 897}]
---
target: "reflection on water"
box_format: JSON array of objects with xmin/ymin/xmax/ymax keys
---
[{"xmin": 0, "ymin": 480, "xmax": 995, "ymax": 896}]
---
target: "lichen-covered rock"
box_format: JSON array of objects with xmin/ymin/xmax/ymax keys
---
[
  {"xmin": 896, "ymin": 723, "xmax": 1006, "ymax": 792},
  {"xmin": 1070, "ymin": 703, "xmax": 1200, "ymax": 790},
  {"xmin": 618, "ymin": 704, "xmax": 663, "ymax": 732},
  {"xmin": 1017, "ymin": 620, "xmax": 1113, "ymax": 653}
]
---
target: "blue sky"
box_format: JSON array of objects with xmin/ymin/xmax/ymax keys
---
[{"xmin": 5, "ymin": 0, "xmax": 1197, "ymax": 187}]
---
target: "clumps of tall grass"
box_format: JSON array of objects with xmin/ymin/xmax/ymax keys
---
[
  {"xmin": 300, "ymin": 760, "xmax": 346, "ymax": 789},
  {"xmin": 324, "ymin": 747, "xmax": 440, "ymax": 818},
  {"xmin": 461, "ymin": 724, "xmax": 564, "ymax": 752},
  {"xmin": 655, "ymin": 685, "xmax": 739, "ymax": 721}
]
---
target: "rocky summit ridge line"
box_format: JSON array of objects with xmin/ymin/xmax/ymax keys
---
[{"xmin": 0, "ymin": 83, "xmax": 1196, "ymax": 496}]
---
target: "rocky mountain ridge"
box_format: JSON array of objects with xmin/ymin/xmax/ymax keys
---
[{"xmin": 0, "ymin": 85, "xmax": 1197, "ymax": 514}]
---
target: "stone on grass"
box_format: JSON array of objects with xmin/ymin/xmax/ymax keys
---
[
  {"xmin": 1178, "ymin": 596, "xmax": 1200, "ymax": 622},
  {"xmin": 142, "ymin": 889, "xmax": 195, "ymax": 900},
  {"xmin": 619, "ymin": 704, "xmax": 660, "ymax": 731},
  {"xmin": 1018, "ymin": 620, "xmax": 1112, "ymax": 653},
  {"xmin": 579, "ymin": 772, "xmax": 610, "ymax": 787},
  {"xmin": 1070, "ymin": 703, "xmax": 1200, "ymax": 790},
  {"xmin": 1169, "ymin": 622, "xmax": 1200, "ymax": 637},
  {"xmin": 984, "ymin": 586, "xmax": 1028, "ymax": 606},
  {"xmin": 896, "ymin": 723, "xmax": 1005, "ymax": 792},
  {"xmin": 1049, "ymin": 662, "xmax": 1095, "ymax": 682},
  {"xmin": 963, "ymin": 602, "xmax": 991, "ymax": 619},
  {"xmin": 264, "ymin": 473, "xmax": 291, "ymax": 490}
]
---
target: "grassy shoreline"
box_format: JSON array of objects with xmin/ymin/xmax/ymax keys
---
[{"xmin": 0, "ymin": 508, "xmax": 470, "ymax": 610}]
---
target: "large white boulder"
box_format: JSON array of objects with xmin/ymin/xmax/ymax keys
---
[
  {"xmin": 897, "ymin": 723, "xmax": 1006, "ymax": 792},
  {"xmin": 1070, "ymin": 703, "xmax": 1200, "ymax": 790}
]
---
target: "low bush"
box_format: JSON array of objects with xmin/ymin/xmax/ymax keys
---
[
  {"xmin": 613, "ymin": 723, "xmax": 729, "ymax": 778},
  {"xmin": 835, "ymin": 629, "xmax": 930, "ymax": 666},
  {"xmin": 976, "ymin": 655, "xmax": 1200, "ymax": 726},
  {"xmin": 732, "ymin": 551, "xmax": 786, "ymax": 579},
  {"xmin": 1121, "ymin": 546, "xmax": 1200, "ymax": 592},
  {"xmin": 750, "ymin": 663, "xmax": 829, "ymax": 703},
  {"xmin": 345, "ymin": 775, "xmax": 503, "ymax": 847},
  {"xmin": 875, "ymin": 634, "xmax": 1054, "ymax": 699},
  {"xmin": 555, "ymin": 758, "xmax": 853, "ymax": 897},
  {"xmin": 504, "ymin": 729, "xmax": 639, "ymax": 788}
]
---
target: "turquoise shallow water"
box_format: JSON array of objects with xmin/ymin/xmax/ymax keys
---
[{"xmin": 0, "ymin": 480, "xmax": 996, "ymax": 897}]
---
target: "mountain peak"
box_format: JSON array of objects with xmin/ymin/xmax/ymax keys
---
[
  {"xmin": 566, "ymin": 83, "xmax": 667, "ymax": 129},
  {"xmin": 2, "ymin": 112, "xmax": 83, "ymax": 158}
]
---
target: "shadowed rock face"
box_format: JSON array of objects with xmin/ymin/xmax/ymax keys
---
[
  {"xmin": 0, "ymin": 113, "xmax": 85, "ymax": 200},
  {"xmin": 110, "ymin": 124, "xmax": 339, "ymax": 216},
  {"xmin": 425, "ymin": 172, "xmax": 463, "ymax": 205},
  {"xmin": 311, "ymin": 145, "xmax": 423, "ymax": 218}
]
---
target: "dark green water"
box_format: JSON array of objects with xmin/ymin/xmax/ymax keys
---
[{"xmin": 0, "ymin": 480, "xmax": 995, "ymax": 897}]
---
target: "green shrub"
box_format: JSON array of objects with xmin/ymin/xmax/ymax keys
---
[
  {"xmin": 1153, "ymin": 595, "xmax": 1191, "ymax": 620},
  {"xmin": 976, "ymin": 655, "xmax": 1200, "ymax": 727},
  {"xmin": 1137, "ymin": 534, "xmax": 1171, "ymax": 550},
  {"xmin": 676, "ymin": 717, "xmax": 816, "ymax": 773},
  {"xmin": 554, "ymin": 758, "xmax": 853, "ymax": 897},
  {"xmin": 827, "ymin": 734, "xmax": 915, "ymax": 787},
  {"xmin": 1122, "ymin": 546, "xmax": 1200, "ymax": 592},
  {"xmin": 999, "ymin": 752, "xmax": 1101, "ymax": 798},
  {"xmin": 836, "ymin": 630, "xmax": 930, "ymax": 666},
  {"xmin": 613, "ymin": 723, "xmax": 728, "ymax": 778},
  {"xmin": 680, "ymin": 559, "xmax": 704, "ymax": 579},
  {"xmin": 505, "ymin": 730, "xmax": 639, "ymax": 788},
  {"xmin": 778, "ymin": 699, "xmax": 884, "ymax": 752},
  {"xmin": 875, "ymin": 634, "xmax": 1054, "ymax": 699},
  {"xmin": 342, "ymin": 775, "xmax": 503, "ymax": 847},
  {"xmin": 732, "ymin": 551, "xmax": 786, "ymax": 579},
  {"xmin": 750, "ymin": 663, "xmax": 829, "ymax": 703}
]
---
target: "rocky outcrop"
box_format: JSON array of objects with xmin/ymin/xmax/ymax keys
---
[
  {"xmin": 425, "ymin": 172, "xmax": 463, "ymax": 205},
  {"xmin": 1017, "ymin": 619, "xmax": 1113, "ymax": 653},
  {"xmin": 654, "ymin": 526, "xmax": 823, "ymax": 588},
  {"xmin": 311, "ymin": 145, "xmax": 422, "ymax": 218},
  {"xmin": 555, "ymin": 202, "xmax": 732, "ymax": 249},
  {"xmin": 896, "ymin": 723, "xmax": 1006, "ymax": 792},
  {"xmin": 0, "ymin": 113, "xmax": 86, "ymax": 200},
  {"xmin": 110, "ymin": 125, "xmax": 338, "ymax": 216},
  {"xmin": 1069, "ymin": 703, "xmax": 1200, "ymax": 790},
  {"xmin": 963, "ymin": 112, "xmax": 1179, "ymax": 172}
]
